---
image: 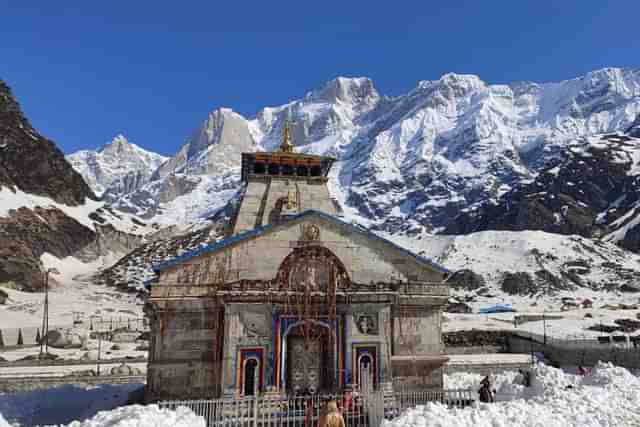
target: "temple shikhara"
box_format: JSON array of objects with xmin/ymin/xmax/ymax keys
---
[{"xmin": 145, "ymin": 123, "xmax": 451, "ymax": 401}]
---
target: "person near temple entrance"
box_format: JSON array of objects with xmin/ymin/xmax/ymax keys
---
[{"xmin": 320, "ymin": 400, "xmax": 345, "ymax": 427}]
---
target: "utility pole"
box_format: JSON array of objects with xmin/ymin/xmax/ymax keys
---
[
  {"xmin": 543, "ymin": 310, "xmax": 547, "ymax": 346},
  {"xmin": 97, "ymin": 332, "xmax": 102, "ymax": 376},
  {"xmin": 39, "ymin": 267, "xmax": 59, "ymax": 359},
  {"xmin": 39, "ymin": 270, "xmax": 47, "ymax": 358}
]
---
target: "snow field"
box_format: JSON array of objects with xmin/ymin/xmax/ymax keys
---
[
  {"xmin": 0, "ymin": 384, "xmax": 145, "ymax": 426},
  {"xmin": 60, "ymin": 405, "xmax": 205, "ymax": 427},
  {"xmin": 388, "ymin": 362, "xmax": 640, "ymax": 427}
]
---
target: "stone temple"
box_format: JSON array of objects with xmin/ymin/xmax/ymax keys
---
[{"xmin": 145, "ymin": 124, "xmax": 451, "ymax": 401}]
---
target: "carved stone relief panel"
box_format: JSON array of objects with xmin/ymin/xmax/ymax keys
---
[
  {"xmin": 240, "ymin": 311, "xmax": 270, "ymax": 338},
  {"xmin": 354, "ymin": 313, "xmax": 379, "ymax": 335}
]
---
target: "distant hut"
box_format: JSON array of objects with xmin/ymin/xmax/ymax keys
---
[{"xmin": 581, "ymin": 298, "xmax": 593, "ymax": 309}]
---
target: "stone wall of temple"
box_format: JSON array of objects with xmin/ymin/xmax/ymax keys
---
[
  {"xmin": 388, "ymin": 306, "xmax": 445, "ymax": 389},
  {"xmin": 392, "ymin": 306, "xmax": 444, "ymax": 355},
  {"xmin": 145, "ymin": 299, "xmax": 223, "ymax": 401},
  {"xmin": 221, "ymin": 303, "xmax": 274, "ymax": 397}
]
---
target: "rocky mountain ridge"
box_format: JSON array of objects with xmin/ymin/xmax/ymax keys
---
[{"xmin": 0, "ymin": 81, "xmax": 162, "ymax": 291}]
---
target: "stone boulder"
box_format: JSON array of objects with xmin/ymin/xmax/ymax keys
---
[
  {"xmin": 42, "ymin": 329, "xmax": 82, "ymax": 349},
  {"xmin": 446, "ymin": 302, "xmax": 473, "ymax": 314},
  {"xmin": 0, "ymin": 288, "xmax": 7, "ymax": 304},
  {"xmin": 110, "ymin": 362, "xmax": 142, "ymax": 376},
  {"xmin": 448, "ymin": 269, "xmax": 485, "ymax": 291},
  {"xmin": 501, "ymin": 272, "xmax": 536, "ymax": 295}
]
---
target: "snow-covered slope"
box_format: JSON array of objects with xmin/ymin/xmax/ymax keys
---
[
  {"xmin": 388, "ymin": 229, "xmax": 640, "ymax": 295},
  {"xmin": 67, "ymin": 134, "xmax": 168, "ymax": 198},
  {"xmin": 101, "ymin": 68, "xmax": 640, "ymax": 233}
]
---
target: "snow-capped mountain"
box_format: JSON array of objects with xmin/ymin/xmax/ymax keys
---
[
  {"xmin": 103, "ymin": 109, "xmax": 251, "ymax": 223},
  {"xmin": 446, "ymin": 131, "xmax": 640, "ymax": 244},
  {"xmin": 96, "ymin": 68, "xmax": 640, "ymax": 234},
  {"xmin": 66, "ymin": 134, "xmax": 168, "ymax": 198}
]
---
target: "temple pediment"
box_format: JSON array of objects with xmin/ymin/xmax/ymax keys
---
[{"xmin": 152, "ymin": 210, "xmax": 449, "ymax": 289}]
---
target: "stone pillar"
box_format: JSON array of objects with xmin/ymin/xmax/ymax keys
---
[{"xmin": 222, "ymin": 308, "xmax": 242, "ymax": 398}]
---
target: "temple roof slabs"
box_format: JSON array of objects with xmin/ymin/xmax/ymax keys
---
[{"xmin": 151, "ymin": 209, "xmax": 450, "ymax": 276}]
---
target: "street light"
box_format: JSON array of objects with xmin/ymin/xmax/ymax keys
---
[{"xmin": 39, "ymin": 267, "xmax": 60, "ymax": 358}]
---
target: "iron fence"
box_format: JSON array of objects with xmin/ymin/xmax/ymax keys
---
[{"xmin": 157, "ymin": 389, "xmax": 473, "ymax": 427}]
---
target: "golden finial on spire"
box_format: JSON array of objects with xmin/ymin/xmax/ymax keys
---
[{"xmin": 280, "ymin": 119, "xmax": 294, "ymax": 153}]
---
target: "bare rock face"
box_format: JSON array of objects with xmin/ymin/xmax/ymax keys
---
[
  {"xmin": 501, "ymin": 272, "xmax": 536, "ymax": 295},
  {"xmin": 0, "ymin": 207, "xmax": 96, "ymax": 290},
  {"xmin": 0, "ymin": 80, "xmax": 97, "ymax": 290},
  {"xmin": 0, "ymin": 81, "xmax": 95, "ymax": 205},
  {"xmin": 448, "ymin": 269, "xmax": 485, "ymax": 291},
  {"xmin": 446, "ymin": 132, "xmax": 640, "ymax": 252}
]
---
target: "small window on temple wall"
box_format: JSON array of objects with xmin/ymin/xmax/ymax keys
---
[
  {"xmin": 297, "ymin": 165, "xmax": 308, "ymax": 176},
  {"xmin": 268, "ymin": 163, "xmax": 279, "ymax": 175},
  {"xmin": 310, "ymin": 165, "xmax": 322, "ymax": 176},
  {"xmin": 254, "ymin": 162, "xmax": 266, "ymax": 174},
  {"xmin": 282, "ymin": 164, "xmax": 294, "ymax": 175}
]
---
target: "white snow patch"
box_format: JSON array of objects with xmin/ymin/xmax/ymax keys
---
[{"xmin": 386, "ymin": 363, "xmax": 640, "ymax": 427}]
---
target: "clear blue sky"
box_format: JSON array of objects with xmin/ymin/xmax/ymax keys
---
[{"xmin": 1, "ymin": 1, "xmax": 639, "ymax": 156}]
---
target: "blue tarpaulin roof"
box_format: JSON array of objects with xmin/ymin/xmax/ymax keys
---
[{"xmin": 479, "ymin": 304, "xmax": 516, "ymax": 314}]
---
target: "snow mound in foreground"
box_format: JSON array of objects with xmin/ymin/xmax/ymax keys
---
[
  {"xmin": 387, "ymin": 363, "xmax": 640, "ymax": 427},
  {"xmin": 60, "ymin": 405, "xmax": 205, "ymax": 427},
  {"xmin": 0, "ymin": 413, "xmax": 10, "ymax": 427}
]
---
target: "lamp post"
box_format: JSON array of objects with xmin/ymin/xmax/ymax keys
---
[{"xmin": 39, "ymin": 267, "xmax": 60, "ymax": 359}]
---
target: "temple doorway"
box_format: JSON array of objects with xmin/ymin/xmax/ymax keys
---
[
  {"xmin": 244, "ymin": 358, "xmax": 259, "ymax": 396},
  {"xmin": 285, "ymin": 323, "xmax": 334, "ymax": 394}
]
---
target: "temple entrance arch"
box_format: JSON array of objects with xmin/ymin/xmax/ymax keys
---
[{"xmin": 276, "ymin": 245, "xmax": 348, "ymax": 394}]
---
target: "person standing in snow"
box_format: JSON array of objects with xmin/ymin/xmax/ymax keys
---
[{"xmin": 479, "ymin": 376, "xmax": 495, "ymax": 403}]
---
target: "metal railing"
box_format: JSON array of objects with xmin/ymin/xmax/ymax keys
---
[{"xmin": 157, "ymin": 389, "xmax": 473, "ymax": 427}]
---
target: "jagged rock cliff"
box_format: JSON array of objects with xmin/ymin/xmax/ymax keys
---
[{"xmin": 0, "ymin": 81, "xmax": 95, "ymax": 205}]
